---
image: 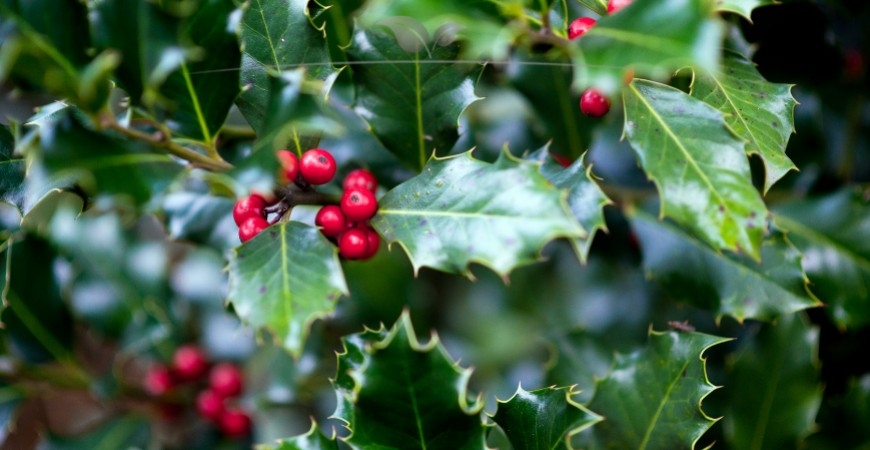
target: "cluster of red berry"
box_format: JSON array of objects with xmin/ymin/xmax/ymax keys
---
[
  {"xmin": 568, "ymin": 0, "xmax": 634, "ymax": 118},
  {"xmin": 144, "ymin": 345, "xmax": 251, "ymax": 438}
]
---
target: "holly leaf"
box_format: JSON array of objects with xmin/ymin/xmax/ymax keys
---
[
  {"xmin": 773, "ymin": 188, "xmax": 870, "ymax": 329},
  {"xmin": 491, "ymin": 386, "xmax": 602, "ymax": 450},
  {"xmin": 0, "ymin": 124, "xmax": 25, "ymax": 212},
  {"xmin": 346, "ymin": 26, "xmax": 481, "ymax": 171},
  {"xmin": 334, "ymin": 311, "xmax": 486, "ymax": 449},
  {"xmin": 39, "ymin": 417, "xmax": 150, "ymax": 450},
  {"xmin": 576, "ymin": 329, "xmax": 730, "ymax": 450},
  {"xmin": 806, "ymin": 374, "xmax": 870, "ymax": 450},
  {"xmin": 573, "ymin": 0, "xmax": 723, "ymax": 96},
  {"xmin": 721, "ymin": 313, "xmax": 822, "ymax": 450},
  {"xmin": 370, "ymin": 151, "xmax": 585, "ymax": 277},
  {"xmin": 716, "ymin": 0, "xmax": 775, "ymax": 20},
  {"xmin": 623, "ymin": 79, "xmax": 767, "ymax": 260},
  {"xmin": 162, "ymin": 191, "xmax": 238, "ymax": 252},
  {"xmin": 629, "ymin": 206, "xmax": 820, "ymax": 321},
  {"xmin": 259, "ymin": 421, "xmax": 339, "ymax": 450},
  {"xmin": 227, "ymin": 221, "xmax": 348, "ymax": 358},
  {"xmin": 237, "ymin": 0, "xmax": 338, "ymax": 132},
  {"xmin": 574, "ymin": 0, "xmax": 608, "ymax": 16},
  {"xmin": 691, "ymin": 50, "xmax": 797, "ymax": 192}
]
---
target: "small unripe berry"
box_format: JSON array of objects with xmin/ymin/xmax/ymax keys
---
[
  {"xmin": 172, "ymin": 345, "xmax": 209, "ymax": 381},
  {"xmin": 568, "ymin": 17, "xmax": 596, "ymax": 40},
  {"xmin": 238, "ymin": 216, "xmax": 269, "ymax": 243},
  {"xmin": 196, "ymin": 389, "xmax": 226, "ymax": 422},
  {"xmin": 219, "ymin": 407, "xmax": 252, "ymax": 438},
  {"xmin": 209, "ymin": 362, "xmax": 244, "ymax": 398},
  {"xmin": 232, "ymin": 195, "xmax": 266, "ymax": 226},
  {"xmin": 580, "ymin": 88, "xmax": 611, "ymax": 118},
  {"xmin": 276, "ymin": 150, "xmax": 299, "ymax": 183},
  {"xmin": 339, "ymin": 228, "xmax": 369, "ymax": 260},
  {"xmin": 340, "ymin": 188, "xmax": 378, "ymax": 222},
  {"xmin": 607, "ymin": 0, "xmax": 633, "ymax": 14},
  {"xmin": 299, "ymin": 148, "xmax": 337, "ymax": 185},
  {"xmin": 144, "ymin": 363, "xmax": 174, "ymax": 396},
  {"xmin": 343, "ymin": 169, "xmax": 378, "ymax": 193},
  {"xmin": 315, "ymin": 205, "xmax": 346, "ymax": 237}
]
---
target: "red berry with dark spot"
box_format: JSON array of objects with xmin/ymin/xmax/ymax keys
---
[
  {"xmin": 339, "ymin": 228, "xmax": 369, "ymax": 260},
  {"xmin": 607, "ymin": 0, "xmax": 633, "ymax": 14},
  {"xmin": 343, "ymin": 169, "xmax": 378, "ymax": 193},
  {"xmin": 209, "ymin": 362, "xmax": 244, "ymax": 398},
  {"xmin": 276, "ymin": 150, "xmax": 299, "ymax": 183},
  {"xmin": 233, "ymin": 195, "xmax": 266, "ymax": 226},
  {"xmin": 144, "ymin": 363, "xmax": 174, "ymax": 396},
  {"xmin": 361, "ymin": 226, "xmax": 381, "ymax": 260},
  {"xmin": 238, "ymin": 216, "xmax": 269, "ymax": 243},
  {"xmin": 219, "ymin": 407, "xmax": 252, "ymax": 438},
  {"xmin": 172, "ymin": 345, "xmax": 209, "ymax": 381},
  {"xmin": 196, "ymin": 389, "xmax": 226, "ymax": 422},
  {"xmin": 580, "ymin": 88, "xmax": 611, "ymax": 118},
  {"xmin": 340, "ymin": 188, "xmax": 378, "ymax": 221},
  {"xmin": 299, "ymin": 148, "xmax": 337, "ymax": 185},
  {"xmin": 568, "ymin": 17, "xmax": 596, "ymax": 40},
  {"xmin": 315, "ymin": 205, "xmax": 346, "ymax": 237}
]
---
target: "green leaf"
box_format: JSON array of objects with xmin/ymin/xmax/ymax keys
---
[
  {"xmin": 491, "ymin": 386, "xmax": 602, "ymax": 450},
  {"xmin": 226, "ymin": 221, "xmax": 348, "ymax": 358},
  {"xmin": 0, "ymin": 124, "xmax": 25, "ymax": 212},
  {"xmin": 691, "ymin": 50, "xmax": 797, "ymax": 192},
  {"xmin": 259, "ymin": 421, "xmax": 339, "ymax": 450},
  {"xmin": 773, "ymin": 188, "xmax": 870, "ymax": 329},
  {"xmin": 623, "ymin": 79, "xmax": 767, "ymax": 260},
  {"xmin": 721, "ymin": 313, "xmax": 822, "ymax": 450},
  {"xmin": 806, "ymin": 374, "xmax": 870, "ymax": 450},
  {"xmin": 40, "ymin": 416, "xmax": 150, "ymax": 450},
  {"xmin": 334, "ymin": 311, "xmax": 486, "ymax": 449},
  {"xmin": 573, "ymin": 0, "xmax": 724, "ymax": 96},
  {"xmin": 162, "ymin": 191, "xmax": 238, "ymax": 252},
  {"xmin": 716, "ymin": 0, "xmax": 775, "ymax": 20},
  {"xmin": 577, "ymin": 329, "xmax": 730, "ymax": 450},
  {"xmin": 237, "ymin": 0, "xmax": 339, "ymax": 132},
  {"xmin": 346, "ymin": 26, "xmax": 481, "ymax": 171},
  {"xmin": 35, "ymin": 109, "xmax": 183, "ymax": 207},
  {"xmin": 575, "ymin": 0, "xmax": 608, "ymax": 16},
  {"xmin": 371, "ymin": 151, "xmax": 585, "ymax": 277},
  {"xmin": 628, "ymin": 206, "xmax": 820, "ymax": 321}
]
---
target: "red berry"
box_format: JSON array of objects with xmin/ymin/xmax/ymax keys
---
[
  {"xmin": 144, "ymin": 363, "xmax": 174, "ymax": 396},
  {"xmin": 580, "ymin": 88, "xmax": 611, "ymax": 118},
  {"xmin": 340, "ymin": 188, "xmax": 378, "ymax": 221},
  {"xmin": 607, "ymin": 0, "xmax": 633, "ymax": 14},
  {"xmin": 338, "ymin": 228, "xmax": 370, "ymax": 260},
  {"xmin": 209, "ymin": 362, "xmax": 244, "ymax": 398},
  {"xmin": 361, "ymin": 226, "xmax": 381, "ymax": 260},
  {"xmin": 343, "ymin": 169, "xmax": 378, "ymax": 193},
  {"xmin": 315, "ymin": 205, "xmax": 346, "ymax": 237},
  {"xmin": 238, "ymin": 216, "xmax": 269, "ymax": 243},
  {"xmin": 219, "ymin": 407, "xmax": 252, "ymax": 438},
  {"xmin": 299, "ymin": 148, "xmax": 337, "ymax": 185},
  {"xmin": 196, "ymin": 389, "xmax": 226, "ymax": 422},
  {"xmin": 568, "ymin": 17, "xmax": 596, "ymax": 40},
  {"xmin": 172, "ymin": 345, "xmax": 209, "ymax": 381},
  {"xmin": 232, "ymin": 195, "xmax": 266, "ymax": 226},
  {"xmin": 276, "ymin": 150, "xmax": 299, "ymax": 183}
]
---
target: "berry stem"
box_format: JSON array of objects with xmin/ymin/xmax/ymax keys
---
[{"xmin": 274, "ymin": 186, "xmax": 339, "ymax": 207}]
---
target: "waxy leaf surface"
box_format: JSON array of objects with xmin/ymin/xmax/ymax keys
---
[
  {"xmin": 262, "ymin": 421, "xmax": 339, "ymax": 450},
  {"xmin": 623, "ymin": 79, "xmax": 767, "ymax": 260},
  {"xmin": 371, "ymin": 152, "xmax": 584, "ymax": 277},
  {"xmin": 0, "ymin": 124, "xmax": 24, "ymax": 212}
]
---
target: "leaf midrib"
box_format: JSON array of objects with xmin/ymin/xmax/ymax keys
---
[
  {"xmin": 775, "ymin": 214, "xmax": 870, "ymax": 273},
  {"xmin": 638, "ymin": 358, "xmax": 691, "ymax": 450}
]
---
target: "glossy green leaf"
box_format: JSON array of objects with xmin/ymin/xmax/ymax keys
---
[
  {"xmin": 691, "ymin": 50, "xmax": 797, "ymax": 192},
  {"xmin": 334, "ymin": 311, "xmax": 486, "ymax": 449},
  {"xmin": 371, "ymin": 151, "xmax": 585, "ymax": 277},
  {"xmin": 346, "ymin": 26, "xmax": 481, "ymax": 171},
  {"xmin": 623, "ymin": 79, "xmax": 767, "ymax": 260},
  {"xmin": 721, "ymin": 313, "xmax": 822, "ymax": 450},
  {"xmin": 162, "ymin": 191, "xmax": 238, "ymax": 252},
  {"xmin": 577, "ymin": 329, "xmax": 730, "ymax": 450},
  {"xmin": 237, "ymin": 0, "xmax": 338, "ymax": 132},
  {"xmin": 773, "ymin": 188, "xmax": 870, "ymax": 329},
  {"xmin": 573, "ymin": 0, "xmax": 723, "ymax": 96},
  {"xmin": 629, "ymin": 206, "xmax": 820, "ymax": 321},
  {"xmin": 226, "ymin": 221, "xmax": 348, "ymax": 357},
  {"xmin": 40, "ymin": 416, "xmax": 150, "ymax": 450},
  {"xmin": 575, "ymin": 0, "xmax": 608, "ymax": 16},
  {"xmin": 806, "ymin": 374, "xmax": 870, "ymax": 450},
  {"xmin": 260, "ymin": 421, "xmax": 339, "ymax": 450},
  {"xmin": 491, "ymin": 386, "xmax": 602, "ymax": 450},
  {"xmin": 0, "ymin": 124, "xmax": 24, "ymax": 212},
  {"xmin": 35, "ymin": 109, "xmax": 183, "ymax": 207},
  {"xmin": 716, "ymin": 0, "xmax": 774, "ymax": 20}
]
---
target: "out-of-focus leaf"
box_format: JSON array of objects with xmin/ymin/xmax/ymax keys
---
[
  {"xmin": 371, "ymin": 151, "xmax": 584, "ymax": 277},
  {"xmin": 573, "ymin": 0, "xmax": 723, "ymax": 96},
  {"xmin": 334, "ymin": 311, "xmax": 486, "ymax": 449},
  {"xmin": 773, "ymin": 188, "xmax": 870, "ymax": 329},
  {"xmin": 491, "ymin": 386, "xmax": 601, "ymax": 450},
  {"xmin": 162, "ymin": 191, "xmax": 237, "ymax": 252},
  {"xmin": 346, "ymin": 26, "xmax": 481, "ymax": 171},
  {"xmin": 0, "ymin": 235, "xmax": 74, "ymax": 363},
  {"xmin": 716, "ymin": 0, "xmax": 775, "ymax": 20},
  {"xmin": 691, "ymin": 50, "xmax": 797, "ymax": 192},
  {"xmin": 39, "ymin": 416, "xmax": 150, "ymax": 450},
  {"xmin": 0, "ymin": 124, "xmax": 25, "ymax": 212},
  {"xmin": 629, "ymin": 206, "xmax": 820, "ymax": 321},
  {"xmin": 721, "ymin": 313, "xmax": 822, "ymax": 450},
  {"xmin": 576, "ymin": 329, "xmax": 730, "ymax": 450},
  {"xmin": 259, "ymin": 421, "xmax": 339, "ymax": 450},
  {"xmin": 0, "ymin": 382, "xmax": 25, "ymax": 439},
  {"xmin": 237, "ymin": 0, "xmax": 338, "ymax": 132},
  {"xmin": 623, "ymin": 79, "xmax": 767, "ymax": 260},
  {"xmin": 806, "ymin": 374, "xmax": 870, "ymax": 450},
  {"xmin": 227, "ymin": 221, "xmax": 348, "ymax": 358}
]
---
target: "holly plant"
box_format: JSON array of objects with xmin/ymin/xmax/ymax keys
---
[{"xmin": 1, "ymin": 0, "xmax": 869, "ymax": 448}]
